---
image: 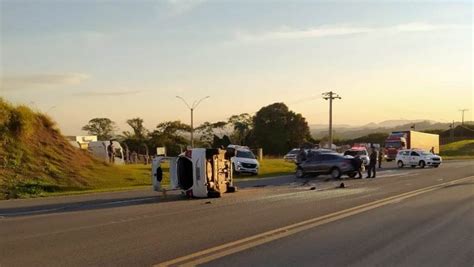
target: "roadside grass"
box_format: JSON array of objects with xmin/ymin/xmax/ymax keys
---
[
  {"xmin": 5, "ymin": 164, "xmax": 158, "ymax": 199},
  {"xmin": 25, "ymin": 159, "xmax": 295, "ymax": 198},
  {"xmin": 440, "ymin": 140, "xmax": 474, "ymax": 157},
  {"xmin": 234, "ymin": 158, "xmax": 296, "ymax": 179}
]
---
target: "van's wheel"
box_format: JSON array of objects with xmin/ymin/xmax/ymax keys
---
[
  {"xmin": 331, "ymin": 168, "xmax": 342, "ymax": 179},
  {"xmin": 397, "ymin": 161, "xmax": 404, "ymax": 168},
  {"xmin": 226, "ymin": 186, "xmax": 237, "ymax": 193},
  {"xmin": 207, "ymin": 191, "xmax": 221, "ymax": 198},
  {"xmin": 419, "ymin": 161, "xmax": 426, "ymax": 168},
  {"xmin": 433, "ymin": 165, "xmax": 439, "ymax": 168},
  {"xmin": 296, "ymin": 168, "xmax": 305, "ymax": 178}
]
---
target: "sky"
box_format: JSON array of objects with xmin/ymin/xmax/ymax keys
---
[{"xmin": 1, "ymin": 0, "xmax": 472, "ymax": 135}]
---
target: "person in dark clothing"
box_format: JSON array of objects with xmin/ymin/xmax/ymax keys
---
[
  {"xmin": 107, "ymin": 141, "xmax": 115, "ymax": 163},
  {"xmin": 367, "ymin": 149, "xmax": 378, "ymax": 178},
  {"xmin": 378, "ymin": 149, "xmax": 384, "ymax": 169},
  {"xmin": 352, "ymin": 156, "xmax": 363, "ymax": 179},
  {"xmin": 296, "ymin": 147, "xmax": 307, "ymax": 165}
]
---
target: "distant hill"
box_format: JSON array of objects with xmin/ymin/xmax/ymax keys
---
[{"xmin": 311, "ymin": 120, "xmax": 466, "ymax": 139}]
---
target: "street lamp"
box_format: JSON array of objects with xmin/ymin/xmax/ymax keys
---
[{"xmin": 176, "ymin": 95, "xmax": 210, "ymax": 148}]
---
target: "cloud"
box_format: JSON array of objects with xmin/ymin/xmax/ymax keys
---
[
  {"xmin": 390, "ymin": 22, "xmax": 467, "ymax": 32},
  {"xmin": 74, "ymin": 90, "xmax": 142, "ymax": 97},
  {"xmin": 1, "ymin": 73, "xmax": 89, "ymax": 91},
  {"xmin": 236, "ymin": 25, "xmax": 373, "ymax": 42},
  {"xmin": 235, "ymin": 22, "xmax": 470, "ymax": 43},
  {"xmin": 161, "ymin": 0, "xmax": 206, "ymax": 18}
]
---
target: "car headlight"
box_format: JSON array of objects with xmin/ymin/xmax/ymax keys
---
[{"xmin": 236, "ymin": 162, "xmax": 242, "ymax": 166}]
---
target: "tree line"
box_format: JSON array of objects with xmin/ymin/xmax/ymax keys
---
[{"xmin": 81, "ymin": 103, "xmax": 314, "ymax": 156}]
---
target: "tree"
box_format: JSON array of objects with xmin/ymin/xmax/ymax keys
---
[
  {"xmin": 148, "ymin": 121, "xmax": 191, "ymax": 156},
  {"xmin": 195, "ymin": 121, "xmax": 228, "ymax": 147},
  {"xmin": 253, "ymin": 103, "xmax": 311, "ymax": 155},
  {"xmin": 125, "ymin": 117, "xmax": 147, "ymax": 140},
  {"xmin": 228, "ymin": 113, "xmax": 252, "ymax": 145},
  {"xmin": 82, "ymin": 118, "xmax": 116, "ymax": 140}
]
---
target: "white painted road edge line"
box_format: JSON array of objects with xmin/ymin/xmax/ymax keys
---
[{"xmin": 154, "ymin": 176, "xmax": 474, "ymax": 267}]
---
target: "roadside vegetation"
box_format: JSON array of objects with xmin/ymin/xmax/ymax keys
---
[
  {"xmin": 1, "ymin": 97, "xmax": 472, "ymax": 200},
  {"xmin": 440, "ymin": 140, "xmax": 474, "ymax": 158},
  {"xmin": 0, "ymin": 98, "xmax": 157, "ymax": 199}
]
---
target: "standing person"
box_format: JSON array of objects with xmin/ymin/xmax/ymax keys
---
[
  {"xmin": 378, "ymin": 148, "xmax": 384, "ymax": 169},
  {"xmin": 296, "ymin": 147, "xmax": 307, "ymax": 166},
  {"xmin": 430, "ymin": 147, "xmax": 435, "ymax": 154},
  {"xmin": 107, "ymin": 141, "xmax": 115, "ymax": 164},
  {"xmin": 367, "ymin": 148, "xmax": 378, "ymax": 178},
  {"xmin": 352, "ymin": 155, "xmax": 363, "ymax": 179}
]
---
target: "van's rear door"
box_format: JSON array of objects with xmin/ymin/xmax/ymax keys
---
[{"xmin": 152, "ymin": 157, "xmax": 178, "ymax": 191}]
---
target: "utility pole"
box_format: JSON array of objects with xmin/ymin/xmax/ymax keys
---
[
  {"xmin": 176, "ymin": 96, "xmax": 210, "ymax": 148},
  {"xmin": 322, "ymin": 91, "xmax": 341, "ymax": 149},
  {"xmin": 459, "ymin": 109, "xmax": 469, "ymax": 125}
]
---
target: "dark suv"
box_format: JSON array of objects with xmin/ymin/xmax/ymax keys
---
[{"xmin": 296, "ymin": 153, "xmax": 355, "ymax": 179}]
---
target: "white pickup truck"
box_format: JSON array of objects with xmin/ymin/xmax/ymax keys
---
[{"xmin": 151, "ymin": 148, "xmax": 236, "ymax": 198}]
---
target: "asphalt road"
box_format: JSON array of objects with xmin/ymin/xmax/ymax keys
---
[{"xmin": 0, "ymin": 160, "xmax": 473, "ymax": 267}]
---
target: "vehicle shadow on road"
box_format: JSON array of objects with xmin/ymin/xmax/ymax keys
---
[{"xmin": 0, "ymin": 193, "xmax": 200, "ymax": 218}]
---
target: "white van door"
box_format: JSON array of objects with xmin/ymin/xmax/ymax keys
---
[
  {"xmin": 151, "ymin": 157, "xmax": 179, "ymax": 191},
  {"xmin": 191, "ymin": 149, "xmax": 208, "ymax": 198}
]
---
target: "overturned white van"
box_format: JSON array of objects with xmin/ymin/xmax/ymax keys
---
[{"xmin": 151, "ymin": 148, "xmax": 236, "ymax": 198}]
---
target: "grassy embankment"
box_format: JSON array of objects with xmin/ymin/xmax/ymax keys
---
[
  {"xmin": 0, "ymin": 98, "xmax": 161, "ymax": 199},
  {"xmin": 440, "ymin": 140, "xmax": 474, "ymax": 160}
]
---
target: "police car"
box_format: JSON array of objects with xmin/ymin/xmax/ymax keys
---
[{"xmin": 396, "ymin": 149, "xmax": 442, "ymax": 168}]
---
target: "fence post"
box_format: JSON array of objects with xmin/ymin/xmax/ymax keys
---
[{"xmin": 258, "ymin": 148, "xmax": 263, "ymax": 161}]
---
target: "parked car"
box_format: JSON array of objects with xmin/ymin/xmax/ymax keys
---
[
  {"xmin": 227, "ymin": 145, "xmax": 259, "ymax": 175},
  {"xmin": 286, "ymin": 148, "xmax": 334, "ymax": 163},
  {"xmin": 283, "ymin": 148, "xmax": 300, "ymax": 162},
  {"xmin": 343, "ymin": 147, "xmax": 370, "ymax": 166},
  {"xmin": 396, "ymin": 149, "xmax": 442, "ymax": 168},
  {"xmin": 296, "ymin": 153, "xmax": 355, "ymax": 179}
]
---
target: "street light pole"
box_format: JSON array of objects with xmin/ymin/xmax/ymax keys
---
[
  {"xmin": 322, "ymin": 91, "xmax": 341, "ymax": 149},
  {"xmin": 176, "ymin": 96, "xmax": 210, "ymax": 148}
]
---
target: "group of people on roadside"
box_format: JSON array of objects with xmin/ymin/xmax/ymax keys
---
[{"xmin": 351, "ymin": 148, "xmax": 381, "ymax": 179}]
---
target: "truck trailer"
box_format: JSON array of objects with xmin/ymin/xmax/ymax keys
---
[{"xmin": 384, "ymin": 131, "xmax": 439, "ymax": 161}]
